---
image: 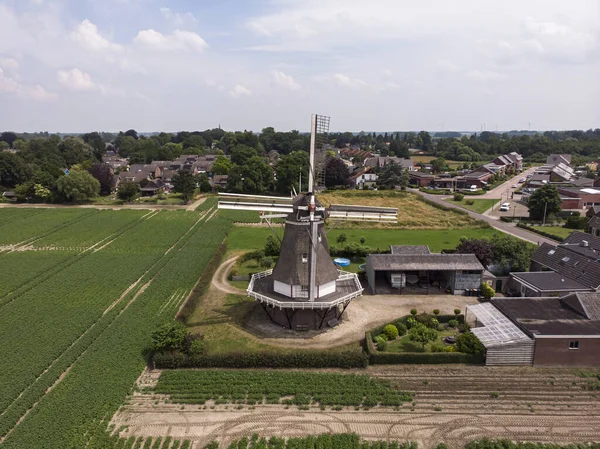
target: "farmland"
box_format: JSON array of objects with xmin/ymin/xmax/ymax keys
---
[
  {"xmin": 112, "ymin": 365, "xmax": 600, "ymax": 449},
  {"xmin": 154, "ymin": 370, "xmax": 412, "ymax": 408},
  {"xmin": 0, "ymin": 206, "xmax": 231, "ymax": 448}
]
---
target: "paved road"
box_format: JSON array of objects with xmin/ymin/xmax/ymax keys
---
[
  {"xmin": 412, "ymin": 188, "xmax": 555, "ymax": 246},
  {"xmin": 478, "ymin": 166, "xmax": 537, "ymax": 200}
]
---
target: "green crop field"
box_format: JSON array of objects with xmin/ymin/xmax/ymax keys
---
[
  {"xmin": 154, "ymin": 370, "xmax": 412, "ymax": 408},
  {"xmin": 0, "ymin": 206, "xmax": 231, "ymax": 448}
]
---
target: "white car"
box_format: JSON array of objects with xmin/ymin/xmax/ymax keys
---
[
  {"xmin": 512, "ymin": 184, "xmax": 518, "ymax": 188},
  {"xmin": 499, "ymin": 203, "xmax": 511, "ymax": 212}
]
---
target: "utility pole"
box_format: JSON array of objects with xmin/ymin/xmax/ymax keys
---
[{"xmin": 542, "ymin": 201, "xmax": 548, "ymax": 226}]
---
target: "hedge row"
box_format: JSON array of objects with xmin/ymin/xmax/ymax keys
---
[
  {"xmin": 418, "ymin": 188, "xmax": 451, "ymax": 195},
  {"xmin": 154, "ymin": 350, "xmax": 369, "ymax": 369},
  {"xmin": 516, "ymin": 223, "xmax": 563, "ymax": 242},
  {"xmin": 365, "ymin": 332, "xmax": 484, "ymax": 365},
  {"xmin": 416, "ymin": 195, "xmax": 470, "ymax": 217}
]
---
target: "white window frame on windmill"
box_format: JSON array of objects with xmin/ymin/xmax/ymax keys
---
[{"xmin": 302, "ymin": 253, "xmax": 308, "ymax": 263}]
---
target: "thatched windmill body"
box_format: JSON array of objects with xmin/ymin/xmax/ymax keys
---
[{"xmin": 219, "ymin": 115, "xmax": 398, "ymax": 330}]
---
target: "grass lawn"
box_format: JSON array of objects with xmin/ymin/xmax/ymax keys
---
[
  {"xmin": 386, "ymin": 329, "xmax": 458, "ymax": 353},
  {"xmin": 317, "ymin": 191, "xmax": 481, "ymax": 229},
  {"xmin": 530, "ymin": 225, "xmax": 573, "ymax": 240},
  {"xmin": 445, "ymin": 198, "xmax": 500, "ymax": 214},
  {"xmin": 227, "ymin": 226, "xmax": 502, "ymax": 253}
]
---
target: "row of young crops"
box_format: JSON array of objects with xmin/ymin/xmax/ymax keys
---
[
  {"xmin": 222, "ymin": 434, "xmax": 417, "ymax": 449},
  {"xmin": 154, "ymin": 370, "xmax": 413, "ymax": 407},
  {"xmin": 86, "ymin": 433, "xmax": 193, "ymax": 449},
  {"xmin": 0, "ymin": 207, "xmax": 232, "ymax": 448}
]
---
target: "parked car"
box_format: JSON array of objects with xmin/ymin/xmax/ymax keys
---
[
  {"xmin": 469, "ymin": 185, "xmax": 478, "ymax": 191},
  {"xmin": 499, "ymin": 202, "xmax": 511, "ymax": 212},
  {"xmin": 519, "ymin": 178, "xmax": 526, "ymax": 183},
  {"xmin": 512, "ymin": 184, "xmax": 518, "ymax": 188},
  {"xmin": 526, "ymin": 174, "xmax": 533, "ymax": 179}
]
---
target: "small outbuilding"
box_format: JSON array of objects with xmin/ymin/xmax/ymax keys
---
[{"xmin": 365, "ymin": 246, "xmax": 484, "ymax": 295}]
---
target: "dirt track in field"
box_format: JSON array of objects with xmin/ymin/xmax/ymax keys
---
[{"xmin": 111, "ymin": 366, "xmax": 600, "ymax": 449}]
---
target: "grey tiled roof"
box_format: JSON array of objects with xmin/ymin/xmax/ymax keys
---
[
  {"xmin": 531, "ymin": 242, "xmax": 600, "ymax": 289},
  {"xmin": 368, "ymin": 253, "xmax": 483, "ymax": 271},
  {"xmin": 510, "ymin": 271, "xmax": 591, "ymax": 292}
]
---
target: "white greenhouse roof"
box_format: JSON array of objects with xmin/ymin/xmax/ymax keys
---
[{"xmin": 467, "ymin": 303, "xmax": 532, "ymax": 348}]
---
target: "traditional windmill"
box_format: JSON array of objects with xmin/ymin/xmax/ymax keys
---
[{"xmin": 219, "ymin": 114, "xmax": 398, "ymax": 330}]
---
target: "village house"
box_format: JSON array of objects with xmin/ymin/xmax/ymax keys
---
[
  {"xmin": 507, "ymin": 231, "xmax": 600, "ymax": 296},
  {"xmin": 363, "ymin": 157, "xmax": 414, "ymax": 171},
  {"xmin": 350, "ymin": 167, "xmax": 378, "ymax": 189}
]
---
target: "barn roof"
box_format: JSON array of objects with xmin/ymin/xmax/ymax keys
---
[{"xmin": 368, "ymin": 253, "xmax": 483, "ymax": 271}]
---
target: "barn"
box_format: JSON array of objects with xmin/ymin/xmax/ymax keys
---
[
  {"xmin": 365, "ymin": 246, "xmax": 484, "ymax": 295},
  {"xmin": 467, "ymin": 293, "xmax": 600, "ymax": 367}
]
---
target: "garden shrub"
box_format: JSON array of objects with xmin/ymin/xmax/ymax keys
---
[
  {"xmin": 396, "ymin": 323, "xmax": 408, "ymax": 336},
  {"xmin": 410, "ymin": 309, "xmax": 417, "ymax": 316},
  {"xmin": 375, "ymin": 335, "xmax": 388, "ymax": 352},
  {"xmin": 454, "ymin": 308, "xmax": 461, "ymax": 316},
  {"xmin": 455, "ymin": 332, "xmax": 484, "ymax": 355},
  {"xmin": 430, "ymin": 342, "xmax": 445, "ymax": 353},
  {"xmin": 383, "ymin": 324, "xmax": 399, "ymax": 340},
  {"xmin": 448, "ymin": 319, "xmax": 458, "ymax": 329},
  {"xmin": 453, "ymin": 193, "xmax": 464, "ymax": 202},
  {"xmin": 465, "ymin": 199, "xmax": 475, "ymax": 205},
  {"xmin": 432, "ymin": 309, "xmax": 440, "ymax": 316},
  {"xmin": 481, "ymin": 283, "xmax": 495, "ymax": 300}
]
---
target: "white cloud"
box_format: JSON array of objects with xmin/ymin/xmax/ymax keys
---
[
  {"xmin": 159, "ymin": 7, "xmax": 197, "ymax": 28},
  {"xmin": 57, "ymin": 68, "xmax": 97, "ymax": 91},
  {"xmin": 333, "ymin": 73, "xmax": 366, "ymax": 88},
  {"xmin": 134, "ymin": 29, "xmax": 208, "ymax": 52},
  {"xmin": 0, "ymin": 58, "xmax": 19, "ymax": 73},
  {"xmin": 229, "ymin": 84, "xmax": 252, "ymax": 98},
  {"xmin": 272, "ymin": 71, "xmax": 301, "ymax": 90},
  {"xmin": 0, "ymin": 67, "xmax": 56, "ymax": 101},
  {"xmin": 70, "ymin": 19, "xmax": 123, "ymax": 52},
  {"xmin": 465, "ymin": 69, "xmax": 507, "ymax": 81},
  {"xmin": 437, "ymin": 60, "xmax": 459, "ymax": 72}
]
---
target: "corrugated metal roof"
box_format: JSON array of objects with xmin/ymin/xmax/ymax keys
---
[{"xmin": 368, "ymin": 253, "xmax": 483, "ymax": 271}]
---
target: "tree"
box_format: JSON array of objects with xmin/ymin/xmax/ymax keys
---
[
  {"xmin": 491, "ymin": 235, "xmax": 535, "ymax": 274},
  {"xmin": 408, "ymin": 323, "xmax": 438, "ymax": 350},
  {"xmin": 124, "ymin": 129, "xmax": 139, "ymax": 140},
  {"xmin": 264, "ymin": 235, "xmax": 281, "ymax": 256},
  {"xmin": 324, "ymin": 157, "xmax": 350, "ymax": 188},
  {"xmin": 230, "ymin": 144, "xmax": 259, "ymax": 166},
  {"xmin": 212, "ymin": 155, "xmax": 232, "ymax": 175},
  {"xmin": 0, "ymin": 131, "xmax": 17, "ymax": 148},
  {"xmin": 0, "ymin": 152, "xmax": 33, "ymax": 187},
  {"xmin": 455, "ymin": 332, "xmax": 484, "ymax": 354},
  {"xmin": 226, "ymin": 156, "xmax": 274, "ymax": 194},
  {"xmin": 389, "ymin": 140, "xmax": 410, "ymax": 158},
  {"xmin": 336, "ymin": 233, "xmax": 347, "ymax": 247},
  {"xmin": 151, "ymin": 322, "xmax": 188, "ymax": 352},
  {"xmin": 117, "ymin": 182, "xmax": 140, "ymax": 202},
  {"xmin": 430, "ymin": 157, "xmax": 449, "ymax": 174},
  {"xmin": 377, "ymin": 162, "xmax": 409, "ymax": 190},
  {"xmin": 383, "ymin": 324, "xmax": 399, "ymax": 340},
  {"xmin": 275, "ymin": 151, "xmax": 309, "ymax": 194},
  {"xmin": 528, "ymin": 185, "xmax": 561, "ymax": 221},
  {"xmin": 56, "ymin": 169, "xmax": 100, "ymax": 202},
  {"xmin": 455, "ymin": 237, "xmax": 495, "ymax": 267},
  {"xmin": 172, "ymin": 170, "xmax": 197, "ymax": 203},
  {"xmin": 89, "ymin": 163, "xmax": 115, "ymax": 195}
]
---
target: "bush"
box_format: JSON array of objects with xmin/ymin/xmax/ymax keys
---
[
  {"xmin": 383, "ymin": 324, "xmax": 399, "ymax": 340},
  {"xmin": 396, "ymin": 323, "xmax": 408, "ymax": 336},
  {"xmin": 410, "ymin": 309, "xmax": 417, "ymax": 316},
  {"xmin": 154, "ymin": 350, "xmax": 369, "ymax": 369},
  {"xmin": 454, "ymin": 308, "xmax": 461, "ymax": 316},
  {"xmin": 448, "ymin": 319, "xmax": 458, "ymax": 328},
  {"xmin": 565, "ymin": 215, "xmax": 588, "ymax": 230},
  {"xmin": 259, "ymin": 256, "xmax": 273, "ymax": 269},
  {"xmin": 481, "ymin": 283, "xmax": 495, "ymax": 300},
  {"xmin": 375, "ymin": 335, "xmax": 388, "ymax": 351},
  {"xmin": 430, "ymin": 341, "xmax": 445, "ymax": 353},
  {"xmin": 465, "ymin": 199, "xmax": 475, "ymax": 206},
  {"xmin": 455, "ymin": 332, "xmax": 485, "ymax": 355},
  {"xmin": 432, "ymin": 309, "xmax": 440, "ymax": 316},
  {"xmin": 453, "ymin": 193, "xmax": 464, "ymax": 202},
  {"xmin": 264, "ymin": 235, "xmax": 281, "ymax": 256}
]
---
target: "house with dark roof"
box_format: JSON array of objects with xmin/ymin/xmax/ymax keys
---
[
  {"xmin": 507, "ymin": 231, "xmax": 600, "ymax": 296},
  {"xmin": 363, "ymin": 157, "xmax": 413, "ymax": 171},
  {"xmin": 587, "ymin": 206, "xmax": 600, "ymax": 236},
  {"xmin": 467, "ymin": 293, "xmax": 600, "ymax": 366},
  {"xmin": 409, "ymin": 171, "xmax": 435, "ymax": 187},
  {"xmin": 547, "ymin": 154, "xmax": 572, "ymax": 166},
  {"xmin": 491, "ymin": 152, "xmax": 523, "ymax": 173},
  {"xmin": 210, "ymin": 175, "xmax": 228, "ymax": 190},
  {"xmin": 365, "ymin": 245, "xmax": 484, "ymax": 295}
]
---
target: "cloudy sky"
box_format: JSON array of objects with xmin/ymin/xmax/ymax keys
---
[{"xmin": 0, "ymin": 0, "xmax": 598, "ymax": 133}]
